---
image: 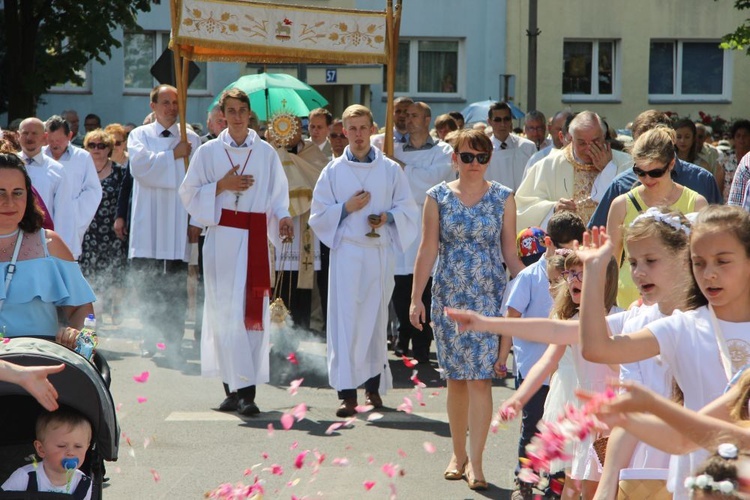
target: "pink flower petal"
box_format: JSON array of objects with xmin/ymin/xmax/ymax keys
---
[
  {"xmin": 261, "ymin": 452, "xmax": 269, "ymax": 459},
  {"xmin": 292, "ymin": 403, "xmax": 307, "ymax": 421},
  {"xmin": 150, "ymin": 468, "xmax": 160, "ymax": 482},
  {"xmin": 397, "ymin": 449, "xmax": 407, "ymax": 458},
  {"xmin": 2, "ymin": 338, "xmax": 10, "ymax": 344},
  {"xmin": 244, "ymin": 468, "xmax": 253, "ymax": 476},
  {"xmin": 143, "ymin": 437, "xmax": 151, "ymax": 449},
  {"xmin": 410, "ymin": 370, "xmax": 426, "ymax": 388},
  {"xmin": 415, "ymin": 387, "xmax": 425, "ymax": 406},
  {"xmin": 281, "ymin": 413, "xmax": 294, "ymax": 430},
  {"xmin": 267, "ymin": 423, "xmax": 275, "ymax": 437},
  {"xmin": 325, "ymin": 422, "xmax": 344, "ymax": 435},
  {"xmin": 397, "ymin": 397, "xmax": 413, "ymax": 414},
  {"xmin": 294, "ymin": 450, "xmax": 309, "ymax": 469},
  {"xmin": 156, "ymin": 342, "xmax": 166, "ymax": 350},
  {"xmin": 270, "ymin": 464, "xmax": 283, "ymax": 475},
  {"xmin": 367, "ymin": 412, "xmax": 383, "ymax": 421},
  {"xmin": 133, "ymin": 371, "xmax": 150, "ymax": 383},
  {"xmin": 137, "ymin": 396, "xmax": 147, "ymax": 404},
  {"xmin": 287, "ymin": 378, "xmax": 304, "ymax": 396},
  {"xmin": 355, "ymin": 404, "xmax": 374, "ymax": 413},
  {"xmin": 332, "ymin": 457, "xmax": 349, "ymax": 466},
  {"xmin": 364, "ymin": 481, "xmax": 376, "ymax": 491},
  {"xmin": 423, "ymin": 441, "xmax": 436, "ymax": 453},
  {"xmin": 367, "ymin": 455, "xmax": 375, "ymax": 464},
  {"xmin": 381, "ymin": 463, "xmax": 397, "ymax": 478},
  {"xmin": 287, "ymin": 353, "xmax": 299, "ymax": 365},
  {"xmin": 290, "ymin": 441, "xmax": 299, "ymax": 450},
  {"xmin": 401, "ymin": 355, "xmax": 416, "ymax": 368},
  {"xmin": 314, "ymin": 451, "xmax": 326, "ymax": 465},
  {"xmin": 116, "ymin": 403, "xmax": 123, "ymax": 412}
]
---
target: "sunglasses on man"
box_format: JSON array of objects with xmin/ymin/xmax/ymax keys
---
[{"xmin": 491, "ymin": 116, "xmax": 513, "ymax": 123}]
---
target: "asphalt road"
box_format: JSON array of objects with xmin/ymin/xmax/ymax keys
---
[{"xmin": 97, "ymin": 315, "xmax": 523, "ymax": 499}]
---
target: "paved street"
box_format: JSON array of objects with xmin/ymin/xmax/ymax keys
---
[{"xmin": 97, "ymin": 315, "xmax": 522, "ymax": 499}]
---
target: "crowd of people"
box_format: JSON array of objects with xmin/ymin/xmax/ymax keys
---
[{"xmin": 3, "ymin": 86, "xmax": 750, "ymax": 498}]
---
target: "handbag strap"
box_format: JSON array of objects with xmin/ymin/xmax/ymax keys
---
[
  {"xmin": 627, "ymin": 191, "xmax": 643, "ymax": 213},
  {"xmin": 0, "ymin": 230, "xmax": 24, "ymax": 314}
]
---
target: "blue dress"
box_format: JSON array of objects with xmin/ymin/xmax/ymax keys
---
[
  {"xmin": 428, "ymin": 181, "xmax": 511, "ymax": 380},
  {"xmin": 0, "ymin": 230, "xmax": 96, "ymax": 338}
]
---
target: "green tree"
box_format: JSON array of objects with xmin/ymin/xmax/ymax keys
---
[
  {"xmin": 721, "ymin": 0, "xmax": 750, "ymax": 53},
  {"xmin": 1, "ymin": 0, "xmax": 151, "ymax": 121}
]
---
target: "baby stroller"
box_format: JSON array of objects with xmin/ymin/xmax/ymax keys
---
[{"xmin": 0, "ymin": 338, "xmax": 118, "ymax": 499}]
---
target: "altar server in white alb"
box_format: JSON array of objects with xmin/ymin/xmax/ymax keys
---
[
  {"xmin": 309, "ymin": 104, "xmax": 419, "ymax": 418},
  {"xmin": 127, "ymin": 84, "xmax": 201, "ymax": 358},
  {"xmin": 180, "ymin": 88, "xmax": 292, "ymax": 417},
  {"xmin": 391, "ymin": 101, "xmax": 454, "ymax": 363},
  {"xmin": 43, "ymin": 115, "xmax": 102, "ymax": 258}
]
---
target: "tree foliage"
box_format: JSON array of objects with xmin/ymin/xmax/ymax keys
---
[
  {"xmin": 1, "ymin": 0, "xmax": 152, "ymax": 121},
  {"xmin": 720, "ymin": 0, "xmax": 750, "ymax": 53}
]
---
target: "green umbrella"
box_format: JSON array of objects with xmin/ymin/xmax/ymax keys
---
[{"xmin": 209, "ymin": 73, "xmax": 328, "ymax": 121}]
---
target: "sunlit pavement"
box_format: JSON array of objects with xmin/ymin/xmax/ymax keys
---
[{"xmin": 96, "ymin": 313, "xmax": 522, "ymax": 499}]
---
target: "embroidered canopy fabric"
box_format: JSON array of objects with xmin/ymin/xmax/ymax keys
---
[{"xmin": 172, "ymin": 0, "xmax": 388, "ymax": 64}]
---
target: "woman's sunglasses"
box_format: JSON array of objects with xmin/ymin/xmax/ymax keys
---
[
  {"xmin": 458, "ymin": 152, "xmax": 491, "ymax": 165},
  {"xmin": 633, "ymin": 163, "xmax": 670, "ymax": 178}
]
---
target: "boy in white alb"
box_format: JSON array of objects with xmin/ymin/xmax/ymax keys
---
[
  {"xmin": 2, "ymin": 408, "xmax": 92, "ymax": 499},
  {"xmin": 309, "ymin": 104, "xmax": 419, "ymax": 418}
]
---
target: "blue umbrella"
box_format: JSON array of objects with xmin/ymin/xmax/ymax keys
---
[{"xmin": 460, "ymin": 99, "xmax": 525, "ymax": 125}]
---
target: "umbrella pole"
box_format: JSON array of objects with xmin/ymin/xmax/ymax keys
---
[{"xmin": 172, "ymin": 44, "xmax": 188, "ymax": 172}]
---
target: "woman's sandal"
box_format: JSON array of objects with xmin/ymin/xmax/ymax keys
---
[
  {"xmin": 443, "ymin": 457, "xmax": 468, "ymax": 480},
  {"xmin": 466, "ymin": 469, "xmax": 489, "ymax": 491}
]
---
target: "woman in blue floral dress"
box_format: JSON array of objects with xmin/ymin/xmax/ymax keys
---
[{"xmin": 410, "ymin": 129, "xmax": 525, "ymax": 490}]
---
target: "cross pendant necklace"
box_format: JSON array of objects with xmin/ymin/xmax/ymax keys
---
[{"xmin": 225, "ymin": 148, "xmax": 253, "ymax": 214}]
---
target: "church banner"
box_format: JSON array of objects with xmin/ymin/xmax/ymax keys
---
[{"xmin": 172, "ymin": 0, "xmax": 388, "ymax": 64}]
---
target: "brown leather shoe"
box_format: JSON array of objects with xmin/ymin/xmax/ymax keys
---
[
  {"xmin": 335, "ymin": 398, "xmax": 358, "ymax": 418},
  {"xmin": 365, "ymin": 391, "xmax": 383, "ymax": 408}
]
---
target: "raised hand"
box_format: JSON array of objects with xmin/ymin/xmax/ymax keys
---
[
  {"xmin": 444, "ymin": 308, "xmax": 485, "ymax": 332},
  {"xmin": 573, "ymin": 226, "xmax": 615, "ymax": 265}
]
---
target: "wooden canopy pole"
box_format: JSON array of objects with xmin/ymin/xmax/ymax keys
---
[
  {"xmin": 170, "ymin": 0, "xmax": 189, "ymax": 171},
  {"xmin": 384, "ymin": 0, "xmax": 402, "ymax": 158}
]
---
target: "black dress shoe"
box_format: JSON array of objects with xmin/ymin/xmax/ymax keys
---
[
  {"xmin": 218, "ymin": 393, "xmax": 238, "ymax": 412},
  {"xmin": 237, "ymin": 398, "xmax": 260, "ymax": 416},
  {"xmin": 335, "ymin": 398, "xmax": 358, "ymax": 418}
]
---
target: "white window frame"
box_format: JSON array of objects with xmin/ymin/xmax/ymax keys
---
[
  {"xmin": 648, "ymin": 39, "xmax": 732, "ymax": 103},
  {"xmin": 123, "ymin": 31, "xmax": 209, "ymax": 96},
  {"xmin": 387, "ymin": 38, "xmax": 465, "ymax": 99},
  {"xmin": 49, "ymin": 62, "xmax": 93, "ymax": 94},
  {"xmin": 561, "ymin": 39, "xmax": 621, "ymax": 103}
]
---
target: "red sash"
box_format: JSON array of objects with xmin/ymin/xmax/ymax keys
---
[{"xmin": 218, "ymin": 209, "xmax": 270, "ymax": 331}]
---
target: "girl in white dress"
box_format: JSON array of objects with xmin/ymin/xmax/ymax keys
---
[{"xmin": 577, "ymin": 205, "xmax": 750, "ymax": 500}]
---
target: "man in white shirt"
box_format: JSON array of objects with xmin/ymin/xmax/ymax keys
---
[
  {"xmin": 127, "ymin": 84, "xmax": 201, "ymax": 358},
  {"xmin": 485, "ymin": 101, "xmax": 537, "ymax": 192},
  {"xmin": 306, "ymin": 107, "xmax": 333, "ymax": 158},
  {"xmin": 62, "ymin": 109, "xmax": 84, "ymax": 146},
  {"xmin": 523, "ymin": 110, "xmax": 552, "ymax": 151},
  {"xmin": 524, "ymin": 110, "xmax": 574, "ymax": 172},
  {"xmin": 18, "ymin": 118, "xmax": 74, "ymax": 240},
  {"xmin": 371, "ymin": 96, "xmax": 413, "ymax": 150},
  {"xmin": 43, "ymin": 115, "xmax": 102, "ymax": 260},
  {"xmin": 391, "ymin": 102, "xmax": 453, "ymax": 363}
]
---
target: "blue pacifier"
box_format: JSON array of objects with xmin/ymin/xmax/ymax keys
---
[{"xmin": 61, "ymin": 457, "xmax": 79, "ymax": 470}]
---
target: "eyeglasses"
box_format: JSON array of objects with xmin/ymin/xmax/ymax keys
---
[
  {"xmin": 458, "ymin": 152, "xmax": 491, "ymax": 165},
  {"xmin": 526, "ymin": 125, "xmax": 546, "ymax": 132},
  {"xmin": 492, "ymin": 116, "xmax": 513, "ymax": 123},
  {"xmin": 562, "ymin": 270, "xmax": 584, "ymax": 282},
  {"xmin": 329, "ymin": 133, "xmax": 346, "ymax": 140},
  {"xmin": 633, "ymin": 163, "xmax": 670, "ymax": 179},
  {"xmin": 86, "ymin": 143, "xmax": 108, "ymax": 150}
]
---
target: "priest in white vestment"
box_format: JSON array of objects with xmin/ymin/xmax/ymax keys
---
[
  {"xmin": 391, "ymin": 102, "xmax": 454, "ymax": 363},
  {"xmin": 515, "ymin": 111, "xmax": 632, "ymax": 231},
  {"xmin": 180, "ymin": 89, "xmax": 292, "ymax": 416},
  {"xmin": 485, "ymin": 102, "xmax": 536, "ymax": 192},
  {"xmin": 309, "ymin": 104, "xmax": 419, "ymax": 418}
]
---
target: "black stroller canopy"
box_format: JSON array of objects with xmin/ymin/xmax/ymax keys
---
[{"xmin": 0, "ymin": 338, "xmax": 118, "ymax": 461}]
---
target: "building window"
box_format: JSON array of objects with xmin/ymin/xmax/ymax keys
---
[
  {"xmin": 386, "ymin": 39, "xmax": 463, "ymax": 97},
  {"xmin": 562, "ymin": 40, "xmax": 619, "ymax": 101},
  {"xmin": 648, "ymin": 40, "xmax": 730, "ymax": 102},
  {"xmin": 123, "ymin": 32, "xmax": 208, "ymax": 93},
  {"xmin": 49, "ymin": 63, "xmax": 93, "ymax": 93}
]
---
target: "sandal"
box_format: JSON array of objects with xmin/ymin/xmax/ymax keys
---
[{"xmin": 443, "ymin": 457, "xmax": 468, "ymax": 480}]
